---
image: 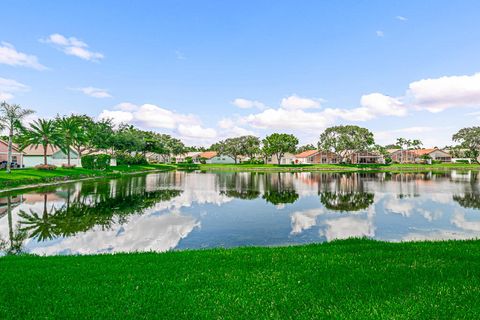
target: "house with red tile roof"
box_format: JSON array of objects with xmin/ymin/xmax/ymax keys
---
[
  {"xmin": 294, "ymin": 150, "xmax": 340, "ymax": 164},
  {"xmin": 0, "ymin": 140, "xmax": 24, "ymax": 167},
  {"xmin": 390, "ymin": 148, "xmax": 452, "ymax": 163},
  {"xmin": 199, "ymin": 151, "xmax": 235, "ymax": 164}
]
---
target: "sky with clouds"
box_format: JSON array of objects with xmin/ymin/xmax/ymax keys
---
[{"xmin": 1, "ymin": 0, "xmax": 480, "ymax": 147}]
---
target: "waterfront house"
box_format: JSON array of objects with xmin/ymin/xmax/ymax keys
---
[
  {"xmin": 0, "ymin": 140, "xmax": 24, "ymax": 167},
  {"xmin": 200, "ymin": 151, "xmax": 236, "ymax": 164},
  {"xmin": 349, "ymin": 151, "xmax": 385, "ymax": 164},
  {"xmin": 294, "ymin": 150, "xmax": 340, "ymax": 164},
  {"xmin": 390, "ymin": 148, "xmax": 452, "ymax": 163},
  {"xmin": 22, "ymin": 146, "xmax": 80, "ymax": 167}
]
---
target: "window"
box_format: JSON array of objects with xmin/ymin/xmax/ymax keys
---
[{"xmin": 12, "ymin": 156, "xmax": 17, "ymax": 163}]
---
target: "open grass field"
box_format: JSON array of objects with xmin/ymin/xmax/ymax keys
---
[
  {"xmin": 0, "ymin": 164, "xmax": 174, "ymax": 191},
  {"xmin": 1, "ymin": 239, "xmax": 479, "ymax": 319}
]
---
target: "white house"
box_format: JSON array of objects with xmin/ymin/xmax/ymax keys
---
[
  {"xmin": 266, "ymin": 152, "xmax": 297, "ymax": 165},
  {"xmin": 200, "ymin": 151, "xmax": 236, "ymax": 164},
  {"xmin": 23, "ymin": 146, "xmax": 80, "ymax": 167}
]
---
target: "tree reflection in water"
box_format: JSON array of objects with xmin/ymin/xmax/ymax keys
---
[
  {"xmin": 17, "ymin": 178, "xmax": 182, "ymax": 242},
  {"xmin": 319, "ymin": 173, "xmax": 375, "ymax": 212}
]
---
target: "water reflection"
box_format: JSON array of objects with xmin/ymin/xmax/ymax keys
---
[{"xmin": 0, "ymin": 170, "xmax": 479, "ymax": 255}]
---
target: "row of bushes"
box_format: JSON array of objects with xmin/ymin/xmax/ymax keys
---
[
  {"xmin": 116, "ymin": 153, "xmax": 148, "ymax": 165},
  {"xmin": 81, "ymin": 155, "xmax": 111, "ymax": 170}
]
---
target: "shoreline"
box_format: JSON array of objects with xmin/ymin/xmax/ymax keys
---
[{"xmin": 1, "ymin": 163, "xmax": 478, "ymax": 194}]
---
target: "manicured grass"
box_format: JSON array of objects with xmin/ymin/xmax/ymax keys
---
[
  {"xmin": 200, "ymin": 162, "xmax": 480, "ymax": 172},
  {"xmin": 1, "ymin": 239, "xmax": 479, "ymax": 319},
  {"xmin": 0, "ymin": 164, "xmax": 174, "ymax": 190}
]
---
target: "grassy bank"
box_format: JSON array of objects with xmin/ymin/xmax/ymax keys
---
[
  {"xmin": 200, "ymin": 162, "xmax": 480, "ymax": 172},
  {"xmin": 0, "ymin": 164, "xmax": 174, "ymax": 191},
  {"xmin": 1, "ymin": 239, "xmax": 479, "ymax": 319}
]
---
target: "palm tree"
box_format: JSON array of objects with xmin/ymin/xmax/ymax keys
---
[
  {"xmin": 20, "ymin": 119, "xmax": 62, "ymax": 165},
  {"xmin": 55, "ymin": 116, "xmax": 81, "ymax": 166},
  {"xmin": 396, "ymin": 138, "xmax": 406, "ymax": 163},
  {"xmin": 0, "ymin": 102, "xmax": 35, "ymax": 173}
]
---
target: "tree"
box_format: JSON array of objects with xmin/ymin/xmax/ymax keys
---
[
  {"xmin": 20, "ymin": 119, "xmax": 62, "ymax": 165},
  {"xmin": 55, "ymin": 115, "xmax": 82, "ymax": 166},
  {"xmin": 240, "ymin": 135, "xmax": 261, "ymax": 161},
  {"xmin": 318, "ymin": 126, "xmax": 375, "ymax": 163},
  {"xmin": 0, "ymin": 102, "xmax": 34, "ymax": 172},
  {"xmin": 296, "ymin": 144, "xmax": 316, "ymax": 154},
  {"xmin": 262, "ymin": 133, "xmax": 299, "ymax": 165},
  {"xmin": 211, "ymin": 137, "xmax": 244, "ymax": 164},
  {"xmin": 453, "ymin": 127, "xmax": 480, "ymax": 161}
]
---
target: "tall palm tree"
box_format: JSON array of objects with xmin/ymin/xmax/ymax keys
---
[
  {"xmin": 55, "ymin": 116, "xmax": 81, "ymax": 166},
  {"xmin": 20, "ymin": 119, "xmax": 62, "ymax": 165},
  {"xmin": 0, "ymin": 102, "xmax": 35, "ymax": 173},
  {"xmin": 396, "ymin": 138, "xmax": 406, "ymax": 163}
]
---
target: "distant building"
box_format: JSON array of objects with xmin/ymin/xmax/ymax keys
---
[
  {"xmin": 266, "ymin": 153, "xmax": 297, "ymax": 165},
  {"xmin": 200, "ymin": 151, "xmax": 236, "ymax": 164},
  {"xmin": 0, "ymin": 140, "xmax": 24, "ymax": 167},
  {"xmin": 22, "ymin": 145, "xmax": 80, "ymax": 167},
  {"xmin": 294, "ymin": 150, "xmax": 340, "ymax": 164},
  {"xmin": 390, "ymin": 148, "xmax": 452, "ymax": 163}
]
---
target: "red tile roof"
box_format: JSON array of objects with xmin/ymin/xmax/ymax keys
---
[
  {"xmin": 200, "ymin": 151, "xmax": 218, "ymax": 159},
  {"xmin": 22, "ymin": 145, "xmax": 60, "ymax": 156},
  {"xmin": 294, "ymin": 149, "xmax": 319, "ymax": 158}
]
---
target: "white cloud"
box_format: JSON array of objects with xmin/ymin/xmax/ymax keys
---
[
  {"xmin": 290, "ymin": 208, "xmax": 324, "ymax": 235},
  {"xmin": 232, "ymin": 98, "xmax": 266, "ymax": 109},
  {"xmin": 0, "ymin": 42, "xmax": 46, "ymax": 70},
  {"xmin": 408, "ymin": 73, "xmax": 480, "ymax": 112},
  {"xmin": 0, "ymin": 77, "xmax": 29, "ymax": 100},
  {"xmin": 376, "ymin": 30, "xmax": 384, "ymax": 37},
  {"xmin": 218, "ymin": 118, "xmax": 256, "ymax": 137},
  {"xmin": 41, "ymin": 33, "xmax": 104, "ymax": 61},
  {"xmin": 280, "ymin": 94, "xmax": 322, "ymax": 110},
  {"xmin": 74, "ymin": 87, "xmax": 112, "ymax": 98},
  {"xmin": 99, "ymin": 102, "xmax": 218, "ymax": 145},
  {"xmin": 396, "ymin": 16, "xmax": 408, "ymax": 21},
  {"xmin": 320, "ymin": 216, "xmax": 375, "ymax": 241},
  {"xmin": 177, "ymin": 124, "xmax": 217, "ymax": 139}
]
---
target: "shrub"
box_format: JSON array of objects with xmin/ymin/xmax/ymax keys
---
[
  {"xmin": 454, "ymin": 159, "xmax": 470, "ymax": 164},
  {"xmin": 185, "ymin": 157, "xmax": 193, "ymax": 164},
  {"xmin": 116, "ymin": 153, "xmax": 147, "ymax": 165},
  {"xmin": 81, "ymin": 154, "xmax": 111, "ymax": 170},
  {"xmin": 35, "ymin": 164, "xmax": 57, "ymax": 170},
  {"xmin": 62, "ymin": 164, "xmax": 77, "ymax": 169},
  {"xmin": 176, "ymin": 163, "xmax": 200, "ymax": 170}
]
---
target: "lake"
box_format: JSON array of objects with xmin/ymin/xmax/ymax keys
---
[{"xmin": 1, "ymin": 170, "xmax": 479, "ymax": 255}]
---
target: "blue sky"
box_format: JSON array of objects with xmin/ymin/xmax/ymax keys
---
[{"xmin": 1, "ymin": 0, "xmax": 480, "ymax": 146}]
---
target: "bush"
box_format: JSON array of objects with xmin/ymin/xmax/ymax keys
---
[
  {"xmin": 116, "ymin": 153, "xmax": 147, "ymax": 165},
  {"xmin": 81, "ymin": 154, "xmax": 111, "ymax": 170},
  {"xmin": 185, "ymin": 157, "xmax": 193, "ymax": 164},
  {"xmin": 35, "ymin": 164, "xmax": 57, "ymax": 170},
  {"xmin": 176, "ymin": 163, "xmax": 200, "ymax": 170},
  {"xmin": 62, "ymin": 164, "xmax": 77, "ymax": 169},
  {"xmin": 454, "ymin": 159, "xmax": 470, "ymax": 164},
  {"xmin": 241, "ymin": 159, "xmax": 264, "ymax": 165}
]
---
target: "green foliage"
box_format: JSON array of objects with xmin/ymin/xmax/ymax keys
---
[
  {"xmin": 176, "ymin": 162, "xmax": 200, "ymax": 170},
  {"xmin": 19, "ymin": 119, "xmax": 63, "ymax": 165},
  {"xmin": 296, "ymin": 144, "xmax": 316, "ymax": 154},
  {"xmin": 453, "ymin": 127, "xmax": 480, "ymax": 153},
  {"xmin": 318, "ymin": 125, "xmax": 375, "ymax": 163},
  {"xmin": 34, "ymin": 164, "xmax": 57, "ymax": 171},
  {"xmin": 116, "ymin": 153, "xmax": 147, "ymax": 165},
  {"xmin": 81, "ymin": 155, "xmax": 111, "ymax": 170},
  {"xmin": 262, "ymin": 133, "xmax": 298, "ymax": 164}
]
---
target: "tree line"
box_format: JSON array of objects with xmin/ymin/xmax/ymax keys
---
[{"xmin": 1, "ymin": 101, "xmax": 479, "ymax": 171}]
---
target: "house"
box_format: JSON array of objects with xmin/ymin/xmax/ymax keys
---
[
  {"xmin": 200, "ymin": 151, "xmax": 235, "ymax": 164},
  {"xmin": 174, "ymin": 151, "xmax": 202, "ymax": 163},
  {"xmin": 349, "ymin": 151, "xmax": 385, "ymax": 164},
  {"xmin": 390, "ymin": 148, "xmax": 452, "ymax": 163},
  {"xmin": 0, "ymin": 140, "xmax": 24, "ymax": 167},
  {"xmin": 266, "ymin": 152, "xmax": 297, "ymax": 165},
  {"xmin": 23, "ymin": 145, "xmax": 80, "ymax": 167},
  {"xmin": 294, "ymin": 150, "xmax": 340, "ymax": 164}
]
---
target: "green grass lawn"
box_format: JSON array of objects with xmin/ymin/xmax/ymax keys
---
[
  {"xmin": 1, "ymin": 239, "xmax": 479, "ymax": 319},
  {"xmin": 200, "ymin": 162, "xmax": 480, "ymax": 172},
  {"xmin": 0, "ymin": 164, "xmax": 174, "ymax": 190}
]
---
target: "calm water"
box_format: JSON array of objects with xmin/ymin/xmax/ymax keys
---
[{"xmin": 1, "ymin": 170, "xmax": 480, "ymax": 255}]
